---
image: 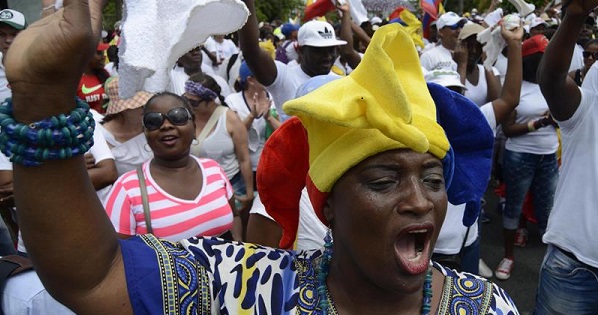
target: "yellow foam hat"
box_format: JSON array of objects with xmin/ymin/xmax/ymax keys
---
[{"xmin": 283, "ymin": 23, "xmax": 449, "ymax": 195}]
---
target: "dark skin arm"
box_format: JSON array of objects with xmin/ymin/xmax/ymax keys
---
[
  {"xmin": 87, "ymin": 158, "xmax": 118, "ymax": 190},
  {"xmin": 538, "ymin": 0, "xmax": 596, "ymax": 121},
  {"xmin": 246, "ymin": 213, "xmax": 283, "ymax": 248},
  {"xmin": 238, "ymin": 0, "xmax": 278, "ymax": 86},
  {"xmin": 337, "ymin": 3, "xmax": 362, "ymax": 70},
  {"xmin": 7, "ymin": 0, "xmax": 132, "ymax": 313},
  {"xmin": 490, "ymin": 23, "xmax": 524, "ymax": 125},
  {"xmin": 351, "ymin": 21, "xmax": 371, "ymax": 49}
]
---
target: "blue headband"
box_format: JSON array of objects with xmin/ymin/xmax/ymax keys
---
[{"xmin": 184, "ymin": 81, "xmax": 218, "ymax": 101}]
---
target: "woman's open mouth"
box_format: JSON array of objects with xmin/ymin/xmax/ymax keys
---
[
  {"xmin": 394, "ymin": 224, "xmax": 433, "ymax": 275},
  {"xmin": 160, "ymin": 135, "xmax": 179, "ymax": 146}
]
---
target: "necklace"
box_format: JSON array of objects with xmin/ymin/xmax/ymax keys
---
[{"xmin": 316, "ymin": 244, "xmax": 434, "ymax": 315}]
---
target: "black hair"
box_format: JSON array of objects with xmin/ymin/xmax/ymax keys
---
[
  {"xmin": 107, "ymin": 45, "xmax": 119, "ymax": 69},
  {"xmin": 584, "ymin": 39, "xmax": 598, "ymax": 49},
  {"xmin": 143, "ymin": 92, "xmax": 196, "ymax": 121},
  {"xmin": 187, "ymin": 72, "xmax": 228, "ymax": 106},
  {"xmin": 522, "ymin": 53, "xmax": 543, "ymax": 83}
]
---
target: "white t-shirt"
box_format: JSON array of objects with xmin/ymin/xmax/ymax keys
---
[
  {"xmin": 250, "ymin": 188, "xmax": 327, "ymax": 251},
  {"xmin": 283, "ymin": 40, "xmax": 299, "ymax": 63},
  {"xmin": 190, "ymin": 109, "xmax": 239, "ymax": 180},
  {"xmin": 102, "ymin": 131, "xmax": 153, "ymax": 177},
  {"xmin": 465, "ymin": 65, "xmax": 500, "ymax": 107},
  {"xmin": 0, "ymin": 58, "xmax": 11, "ymax": 103},
  {"xmin": 543, "ymin": 88, "xmax": 598, "ymax": 268},
  {"xmin": 420, "ymin": 45, "xmax": 457, "ymax": 72},
  {"xmin": 493, "ymin": 53, "xmax": 508, "ymax": 84},
  {"xmin": 581, "ymin": 61, "xmax": 598, "ymax": 92},
  {"xmin": 268, "ymin": 61, "xmax": 313, "ymax": 117},
  {"xmin": 2, "ymin": 271, "xmax": 74, "ymax": 315},
  {"xmin": 435, "ymin": 203, "xmax": 479, "ymax": 254},
  {"xmin": 505, "ymin": 81, "xmax": 558, "ymax": 155},
  {"xmin": 225, "ymin": 91, "xmax": 276, "ymax": 171},
  {"xmin": 204, "ymin": 37, "xmax": 239, "ymax": 73},
  {"xmin": 568, "ymin": 44, "xmax": 584, "ymax": 73}
]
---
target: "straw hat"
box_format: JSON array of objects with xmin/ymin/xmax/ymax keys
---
[{"xmin": 104, "ymin": 76, "xmax": 153, "ymax": 115}]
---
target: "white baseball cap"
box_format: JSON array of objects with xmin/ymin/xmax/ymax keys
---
[
  {"xmin": 437, "ymin": 12, "xmax": 466, "ymax": 29},
  {"xmin": 530, "ymin": 17, "xmax": 548, "ymax": 29},
  {"xmin": 370, "ymin": 16, "xmax": 383, "ymax": 25},
  {"xmin": 298, "ymin": 20, "xmax": 347, "ymax": 47},
  {"xmin": 424, "ymin": 69, "xmax": 467, "ymax": 90},
  {"xmin": 0, "ymin": 9, "xmax": 25, "ymax": 30}
]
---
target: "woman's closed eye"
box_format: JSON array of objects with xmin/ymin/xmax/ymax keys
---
[
  {"xmin": 367, "ymin": 177, "xmax": 399, "ymax": 191},
  {"xmin": 422, "ymin": 174, "xmax": 445, "ymax": 191}
]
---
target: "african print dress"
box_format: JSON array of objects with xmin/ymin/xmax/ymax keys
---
[{"xmin": 120, "ymin": 235, "xmax": 519, "ymax": 314}]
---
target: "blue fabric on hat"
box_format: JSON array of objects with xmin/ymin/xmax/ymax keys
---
[
  {"xmin": 294, "ymin": 75, "xmax": 340, "ymax": 98},
  {"xmin": 428, "ymin": 83, "xmax": 494, "ymax": 227},
  {"xmin": 239, "ymin": 61, "xmax": 253, "ymax": 88},
  {"xmin": 281, "ymin": 23, "xmax": 300, "ymax": 37}
]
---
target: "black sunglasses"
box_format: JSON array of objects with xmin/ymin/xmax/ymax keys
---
[
  {"xmin": 183, "ymin": 96, "xmax": 202, "ymax": 107},
  {"xmin": 143, "ymin": 107, "xmax": 192, "ymax": 131},
  {"xmin": 583, "ymin": 51, "xmax": 598, "ymax": 59}
]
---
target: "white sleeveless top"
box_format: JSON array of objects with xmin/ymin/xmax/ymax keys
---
[{"xmin": 190, "ymin": 109, "xmax": 239, "ymax": 179}]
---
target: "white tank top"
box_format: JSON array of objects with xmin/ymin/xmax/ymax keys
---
[{"xmin": 190, "ymin": 109, "xmax": 239, "ymax": 179}]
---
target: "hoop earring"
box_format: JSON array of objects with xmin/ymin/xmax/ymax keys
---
[{"xmin": 144, "ymin": 143, "xmax": 152, "ymax": 152}]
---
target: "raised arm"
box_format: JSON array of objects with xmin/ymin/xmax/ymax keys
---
[
  {"xmin": 491, "ymin": 23, "xmax": 523, "ymax": 125},
  {"xmin": 7, "ymin": 0, "xmax": 130, "ymax": 313},
  {"xmin": 337, "ymin": 3, "xmax": 362, "ymax": 70},
  {"xmin": 238, "ymin": 0, "xmax": 278, "ymax": 86},
  {"xmin": 538, "ymin": 0, "xmax": 594, "ymax": 121}
]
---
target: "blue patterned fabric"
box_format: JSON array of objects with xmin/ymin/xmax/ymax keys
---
[{"xmin": 119, "ymin": 236, "xmax": 519, "ymax": 314}]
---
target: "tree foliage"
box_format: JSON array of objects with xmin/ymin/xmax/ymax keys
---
[
  {"xmin": 102, "ymin": 1, "xmax": 305, "ymax": 29},
  {"xmin": 255, "ymin": 0, "xmax": 304, "ymax": 22}
]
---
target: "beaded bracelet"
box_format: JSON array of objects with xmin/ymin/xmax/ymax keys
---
[{"xmin": 0, "ymin": 97, "xmax": 95, "ymax": 166}]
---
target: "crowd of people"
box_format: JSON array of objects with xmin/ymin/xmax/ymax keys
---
[{"xmin": 0, "ymin": 0, "xmax": 597, "ymax": 313}]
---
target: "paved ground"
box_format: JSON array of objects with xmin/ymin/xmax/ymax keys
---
[{"xmin": 480, "ymin": 186, "xmax": 547, "ymax": 315}]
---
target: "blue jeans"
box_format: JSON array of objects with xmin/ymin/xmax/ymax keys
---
[
  {"xmin": 502, "ymin": 150, "xmax": 558, "ymax": 232},
  {"xmin": 534, "ymin": 245, "xmax": 598, "ymax": 314},
  {"xmin": 229, "ymin": 172, "xmax": 246, "ymax": 196}
]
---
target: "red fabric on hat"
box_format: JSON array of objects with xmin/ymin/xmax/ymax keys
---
[
  {"xmin": 522, "ymin": 35, "xmax": 548, "ymax": 57},
  {"xmin": 257, "ymin": 117, "xmax": 311, "ymax": 249},
  {"xmin": 303, "ymin": 0, "xmax": 335, "ymax": 22}
]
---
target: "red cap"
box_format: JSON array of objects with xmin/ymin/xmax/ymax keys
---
[
  {"xmin": 97, "ymin": 42, "xmax": 110, "ymax": 52},
  {"xmin": 522, "ymin": 34, "xmax": 549, "ymax": 57}
]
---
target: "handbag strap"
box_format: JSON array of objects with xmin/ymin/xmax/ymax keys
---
[
  {"xmin": 196, "ymin": 105, "xmax": 227, "ymax": 148},
  {"xmin": 136, "ymin": 165, "xmax": 153, "ymax": 234},
  {"xmin": 459, "ymin": 226, "xmax": 471, "ymax": 255}
]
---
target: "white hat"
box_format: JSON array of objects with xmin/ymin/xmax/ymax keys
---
[
  {"xmin": 0, "ymin": 9, "xmax": 25, "ymax": 30},
  {"xmin": 437, "ymin": 12, "xmax": 465, "ymax": 29},
  {"xmin": 298, "ymin": 20, "xmax": 347, "ymax": 47},
  {"xmin": 370, "ymin": 16, "xmax": 383, "ymax": 25},
  {"xmin": 424, "ymin": 69, "xmax": 467, "ymax": 90},
  {"xmin": 530, "ymin": 17, "xmax": 548, "ymax": 29}
]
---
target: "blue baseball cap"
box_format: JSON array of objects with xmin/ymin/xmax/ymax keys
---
[{"xmin": 281, "ymin": 23, "xmax": 300, "ymax": 38}]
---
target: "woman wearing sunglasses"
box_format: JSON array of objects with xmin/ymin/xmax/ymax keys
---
[
  {"xmin": 103, "ymin": 92, "xmax": 243, "ymax": 242},
  {"xmin": 184, "ymin": 73, "xmax": 255, "ymax": 217},
  {"xmin": 569, "ymin": 39, "xmax": 598, "ymax": 86}
]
